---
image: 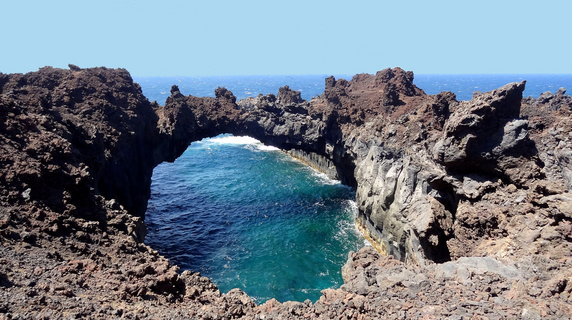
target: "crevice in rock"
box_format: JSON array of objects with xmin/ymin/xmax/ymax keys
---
[
  {"xmin": 419, "ymin": 225, "xmax": 452, "ymax": 263},
  {"xmin": 428, "ymin": 178, "xmax": 459, "ymax": 217},
  {"xmin": 0, "ymin": 272, "xmax": 12, "ymax": 288}
]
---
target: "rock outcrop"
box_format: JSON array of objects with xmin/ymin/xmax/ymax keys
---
[{"xmin": 1, "ymin": 66, "xmax": 571, "ymax": 319}]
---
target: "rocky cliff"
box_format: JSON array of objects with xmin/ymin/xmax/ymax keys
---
[{"xmin": 0, "ymin": 66, "xmax": 570, "ymax": 319}]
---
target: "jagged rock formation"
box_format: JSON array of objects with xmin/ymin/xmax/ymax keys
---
[{"xmin": 0, "ymin": 66, "xmax": 571, "ymax": 319}]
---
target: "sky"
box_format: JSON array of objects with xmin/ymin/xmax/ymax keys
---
[{"xmin": 1, "ymin": 0, "xmax": 570, "ymax": 76}]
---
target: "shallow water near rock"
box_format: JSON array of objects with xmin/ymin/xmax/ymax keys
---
[{"xmin": 145, "ymin": 135, "xmax": 363, "ymax": 302}]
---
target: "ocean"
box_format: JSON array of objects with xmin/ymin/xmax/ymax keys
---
[
  {"xmin": 136, "ymin": 74, "xmax": 572, "ymax": 104},
  {"xmin": 139, "ymin": 73, "xmax": 572, "ymax": 303}
]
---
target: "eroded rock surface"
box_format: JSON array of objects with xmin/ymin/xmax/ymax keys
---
[{"xmin": 1, "ymin": 66, "xmax": 571, "ymax": 319}]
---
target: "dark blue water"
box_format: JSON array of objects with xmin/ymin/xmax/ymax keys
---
[
  {"xmin": 136, "ymin": 75, "xmax": 339, "ymax": 103},
  {"xmin": 140, "ymin": 74, "xmax": 572, "ymax": 303},
  {"xmin": 414, "ymin": 74, "xmax": 572, "ymax": 101},
  {"xmin": 136, "ymin": 74, "xmax": 572, "ymax": 104}
]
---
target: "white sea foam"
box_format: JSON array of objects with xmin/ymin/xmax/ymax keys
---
[
  {"xmin": 334, "ymin": 200, "xmax": 363, "ymax": 247},
  {"xmin": 206, "ymin": 135, "xmax": 280, "ymax": 151},
  {"xmin": 310, "ymin": 170, "xmax": 341, "ymax": 185},
  {"xmin": 256, "ymin": 144, "xmax": 280, "ymax": 151},
  {"xmin": 341, "ymin": 200, "xmax": 372, "ymax": 246},
  {"xmin": 345, "ymin": 199, "xmax": 358, "ymax": 215},
  {"xmin": 209, "ymin": 135, "xmax": 260, "ymax": 145}
]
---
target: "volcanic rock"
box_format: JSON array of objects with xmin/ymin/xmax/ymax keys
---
[{"xmin": 1, "ymin": 66, "xmax": 571, "ymax": 319}]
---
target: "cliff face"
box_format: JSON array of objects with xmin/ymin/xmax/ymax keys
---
[
  {"xmin": 1, "ymin": 66, "xmax": 571, "ymax": 319},
  {"xmin": 157, "ymin": 69, "xmax": 566, "ymax": 267},
  {"xmin": 0, "ymin": 66, "xmax": 159, "ymax": 222}
]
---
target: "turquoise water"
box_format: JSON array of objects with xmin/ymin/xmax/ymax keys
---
[
  {"xmin": 141, "ymin": 74, "xmax": 572, "ymax": 303},
  {"xmin": 145, "ymin": 136, "xmax": 362, "ymax": 302}
]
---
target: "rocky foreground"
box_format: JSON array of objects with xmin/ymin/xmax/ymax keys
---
[{"xmin": 0, "ymin": 66, "xmax": 571, "ymax": 319}]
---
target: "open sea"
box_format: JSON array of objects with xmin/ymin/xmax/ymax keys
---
[{"xmin": 139, "ymin": 73, "xmax": 572, "ymax": 303}]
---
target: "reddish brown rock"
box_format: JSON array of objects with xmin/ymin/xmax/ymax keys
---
[{"xmin": 1, "ymin": 66, "xmax": 571, "ymax": 319}]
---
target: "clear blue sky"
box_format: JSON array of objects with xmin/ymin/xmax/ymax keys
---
[{"xmin": 1, "ymin": 0, "xmax": 570, "ymax": 76}]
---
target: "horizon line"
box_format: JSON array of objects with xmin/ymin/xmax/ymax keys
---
[
  {"xmin": 3, "ymin": 67, "xmax": 572, "ymax": 78},
  {"xmin": 131, "ymin": 72, "xmax": 572, "ymax": 78}
]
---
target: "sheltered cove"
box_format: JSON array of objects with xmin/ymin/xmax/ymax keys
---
[{"xmin": 0, "ymin": 66, "xmax": 571, "ymax": 318}]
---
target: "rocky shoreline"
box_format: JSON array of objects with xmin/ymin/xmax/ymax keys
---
[{"xmin": 1, "ymin": 66, "xmax": 571, "ymax": 319}]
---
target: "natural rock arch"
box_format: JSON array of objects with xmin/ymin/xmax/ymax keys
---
[
  {"xmin": 1, "ymin": 66, "xmax": 571, "ymax": 318},
  {"xmin": 148, "ymin": 68, "xmax": 546, "ymax": 265}
]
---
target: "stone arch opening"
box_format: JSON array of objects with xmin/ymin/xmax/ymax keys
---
[{"xmin": 144, "ymin": 134, "xmax": 363, "ymax": 302}]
